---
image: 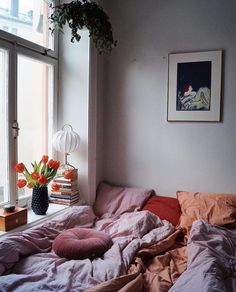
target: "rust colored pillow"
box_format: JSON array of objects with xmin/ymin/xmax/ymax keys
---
[
  {"xmin": 177, "ymin": 191, "xmax": 236, "ymax": 232},
  {"xmin": 53, "ymin": 228, "xmax": 112, "ymax": 260},
  {"xmin": 142, "ymin": 194, "xmax": 181, "ymax": 226}
]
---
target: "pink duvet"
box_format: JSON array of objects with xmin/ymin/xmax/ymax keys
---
[
  {"xmin": 170, "ymin": 219, "xmax": 236, "ymax": 292},
  {"xmin": 0, "ymin": 206, "xmax": 174, "ymax": 292}
]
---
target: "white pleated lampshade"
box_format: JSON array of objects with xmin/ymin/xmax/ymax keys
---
[{"xmin": 52, "ymin": 124, "xmax": 80, "ymax": 154}]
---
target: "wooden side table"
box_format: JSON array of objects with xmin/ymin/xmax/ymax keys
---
[{"xmin": 0, "ymin": 207, "xmax": 27, "ymax": 231}]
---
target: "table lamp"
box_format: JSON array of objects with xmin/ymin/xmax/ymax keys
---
[{"xmin": 52, "ymin": 124, "xmax": 80, "ymax": 173}]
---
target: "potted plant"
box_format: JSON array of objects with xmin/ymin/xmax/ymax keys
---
[
  {"xmin": 15, "ymin": 155, "xmax": 61, "ymax": 215},
  {"xmin": 49, "ymin": 0, "xmax": 117, "ymax": 54}
]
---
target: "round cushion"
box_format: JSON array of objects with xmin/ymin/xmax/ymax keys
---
[{"xmin": 52, "ymin": 227, "xmax": 112, "ymax": 260}]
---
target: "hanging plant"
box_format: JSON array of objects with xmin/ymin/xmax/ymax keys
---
[{"xmin": 49, "ymin": 0, "xmax": 117, "ymax": 54}]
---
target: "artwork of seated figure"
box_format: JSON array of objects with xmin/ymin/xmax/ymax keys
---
[{"xmin": 178, "ymin": 84, "xmax": 210, "ymax": 111}]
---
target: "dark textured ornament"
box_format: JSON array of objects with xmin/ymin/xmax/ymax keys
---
[
  {"xmin": 31, "ymin": 187, "xmax": 49, "ymax": 215},
  {"xmin": 4, "ymin": 204, "xmax": 15, "ymax": 212}
]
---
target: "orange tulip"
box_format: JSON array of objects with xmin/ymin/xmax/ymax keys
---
[
  {"xmin": 54, "ymin": 160, "xmax": 60, "ymax": 169},
  {"xmin": 15, "ymin": 163, "xmax": 25, "ymax": 173},
  {"xmin": 47, "ymin": 159, "xmax": 55, "ymax": 168},
  {"xmin": 48, "ymin": 159, "xmax": 60, "ymax": 169},
  {"xmin": 64, "ymin": 169, "xmax": 74, "ymax": 180},
  {"xmin": 14, "ymin": 156, "xmax": 61, "ymax": 188},
  {"xmin": 31, "ymin": 172, "xmax": 40, "ymax": 180},
  {"xmin": 37, "ymin": 175, "xmax": 47, "ymax": 185},
  {"xmin": 27, "ymin": 183, "xmax": 34, "ymax": 189},
  {"xmin": 51, "ymin": 183, "xmax": 60, "ymax": 192},
  {"xmin": 17, "ymin": 179, "xmax": 27, "ymax": 188},
  {"xmin": 42, "ymin": 155, "xmax": 49, "ymax": 164}
]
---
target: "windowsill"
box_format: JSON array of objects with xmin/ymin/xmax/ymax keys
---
[
  {"xmin": 0, "ymin": 203, "xmax": 69, "ymax": 236},
  {"xmin": 28, "ymin": 203, "xmax": 68, "ymax": 225}
]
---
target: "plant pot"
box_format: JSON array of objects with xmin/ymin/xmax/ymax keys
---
[{"xmin": 31, "ymin": 187, "xmax": 49, "ymax": 215}]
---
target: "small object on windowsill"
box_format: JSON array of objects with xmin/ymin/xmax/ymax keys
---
[{"xmin": 4, "ymin": 204, "xmax": 15, "ymax": 213}]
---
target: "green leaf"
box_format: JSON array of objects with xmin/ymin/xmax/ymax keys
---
[
  {"xmin": 49, "ymin": 0, "xmax": 117, "ymax": 54},
  {"xmin": 41, "ymin": 164, "xmax": 46, "ymax": 175},
  {"xmin": 38, "ymin": 161, "xmax": 42, "ymax": 173}
]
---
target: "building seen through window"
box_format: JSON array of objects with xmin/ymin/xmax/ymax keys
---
[{"xmin": 0, "ymin": 0, "xmax": 52, "ymax": 49}]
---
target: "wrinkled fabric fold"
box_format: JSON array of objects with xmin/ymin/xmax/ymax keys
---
[
  {"xmin": 170, "ymin": 220, "xmax": 236, "ymax": 292},
  {"xmin": 0, "ymin": 207, "xmax": 174, "ymax": 292}
]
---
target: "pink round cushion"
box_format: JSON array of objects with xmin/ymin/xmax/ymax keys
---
[{"xmin": 52, "ymin": 227, "xmax": 112, "ymax": 260}]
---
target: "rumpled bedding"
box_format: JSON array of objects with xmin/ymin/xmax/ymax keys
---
[
  {"xmin": 88, "ymin": 220, "xmax": 236, "ymax": 292},
  {"xmin": 170, "ymin": 220, "xmax": 236, "ymax": 292},
  {"xmin": 87, "ymin": 228, "xmax": 187, "ymax": 292},
  {"xmin": 0, "ymin": 206, "xmax": 174, "ymax": 292}
]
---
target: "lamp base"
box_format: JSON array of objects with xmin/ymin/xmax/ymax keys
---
[{"xmin": 56, "ymin": 163, "xmax": 76, "ymax": 177}]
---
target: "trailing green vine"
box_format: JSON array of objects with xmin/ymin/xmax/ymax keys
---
[{"xmin": 49, "ymin": 0, "xmax": 117, "ymax": 54}]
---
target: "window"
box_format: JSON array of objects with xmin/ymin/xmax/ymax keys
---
[
  {"xmin": 2, "ymin": 25, "xmax": 8, "ymax": 31},
  {"xmin": 11, "ymin": 27, "xmax": 17, "ymax": 35},
  {"xmin": 17, "ymin": 55, "xmax": 54, "ymax": 200},
  {"xmin": 0, "ymin": 0, "xmax": 53, "ymax": 50},
  {"xmin": 0, "ymin": 0, "xmax": 58, "ymax": 207},
  {"xmin": 0, "ymin": 47, "xmax": 9, "ymax": 205}
]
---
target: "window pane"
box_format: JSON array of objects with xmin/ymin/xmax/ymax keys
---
[
  {"xmin": 0, "ymin": 47, "xmax": 9, "ymax": 204},
  {"xmin": 0, "ymin": 0, "xmax": 53, "ymax": 49},
  {"xmin": 17, "ymin": 54, "xmax": 54, "ymax": 198}
]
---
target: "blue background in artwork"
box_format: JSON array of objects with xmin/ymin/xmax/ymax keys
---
[{"xmin": 177, "ymin": 61, "xmax": 211, "ymax": 96}]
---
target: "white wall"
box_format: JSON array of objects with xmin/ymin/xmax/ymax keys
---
[
  {"xmin": 101, "ymin": 0, "xmax": 236, "ymax": 196},
  {"xmin": 58, "ymin": 1, "xmax": 106, "ymax": 205},
  {"xmin": 58, "ymin": 28, "xmax": 90, "ymax": 203}
]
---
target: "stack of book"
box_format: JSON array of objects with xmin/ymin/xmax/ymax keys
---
[{"xmin": 49, "ymin": 169, "xmax": 80, "ymax": 206}]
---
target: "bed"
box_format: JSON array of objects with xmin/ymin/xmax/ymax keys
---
[{"xmin": 0, "ymin": 183, "xmax": 236, "ymax": 292}]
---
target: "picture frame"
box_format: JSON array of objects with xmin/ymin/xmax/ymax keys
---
[{"xmin": 167, "ymin": 50, "xmax": 222, "ymax": 121}]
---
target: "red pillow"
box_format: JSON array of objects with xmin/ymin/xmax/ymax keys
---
[
  {"xmin": 142, "ymin": 195, "xmax": 181, "ymax": 226},
  {"xmin": 53, "ymin": 228, "xmax": 112, "ymax": 260}
]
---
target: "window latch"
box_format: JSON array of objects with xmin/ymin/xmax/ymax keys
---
[{"xmin": 12, "ymin": 121, "xmax": 20, "ymax": 138}]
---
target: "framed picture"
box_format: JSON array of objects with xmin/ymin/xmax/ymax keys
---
[{"xmin": 167, "ymin": 50, "xmax": 222, "ymax": 121}]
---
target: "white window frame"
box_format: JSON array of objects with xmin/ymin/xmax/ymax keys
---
[
  {"xmin": 0, "ymin": 0, "xmax": 59, "ymax": 59},
  {"xmin": 0, "ymin": 25, "xmax": 58, "ymax": 59},
  {"xmin": 0, "ymin": 1, "xmax": 58, "ymax": 207}
]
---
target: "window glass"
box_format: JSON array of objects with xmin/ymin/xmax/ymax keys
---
[
  {"xmin": 17, "ymin": 54, "xmax": 54, "ymax": 198},
  {"xmin": 0, "ymin": 47, "xmax": 9, "ymax": 204},
  {"xmin": 0, "ymin": 0, "xmax": 53, "ymax": 49}
]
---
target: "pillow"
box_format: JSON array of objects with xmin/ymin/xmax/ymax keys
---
[
  {"xmin": 52, "ymin": 227, "xmax": 112, "ymax": 260},
  {"xmin": 142, "ymin": 194, "xmax": 181, "ymax": 226},
  {"xmin": 177, "ymin": 191, "xmax": 236, "ymax": 232},
  {"xmin": 93, "ymin": 182, "xmax": 153, "ymax": 217}
]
